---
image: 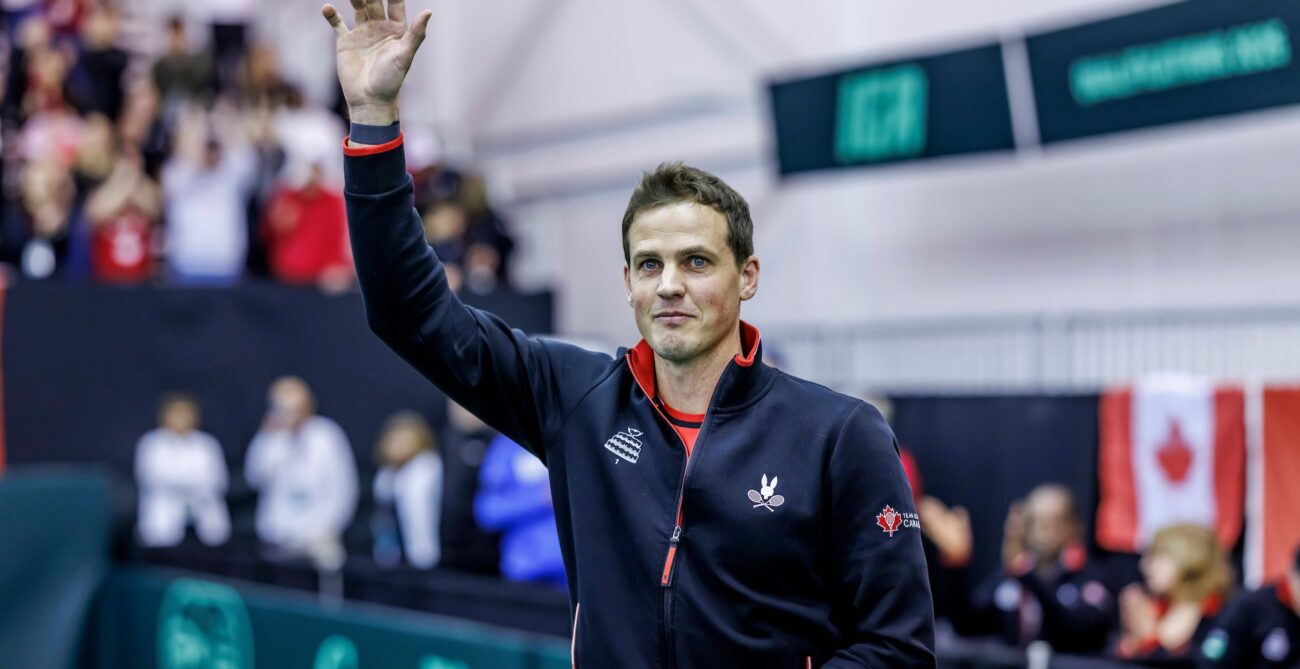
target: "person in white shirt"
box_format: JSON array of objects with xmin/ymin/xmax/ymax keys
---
[
  {"xmin": 135, "ymin": 394, "xmax": 231, "ymax": 547},
  {"xmin": 371, "ymin": 411, "xmax": 443, "ymax": 569},
  {"xmin": 244, "ymin": 376, "xmax": 358, "ymax": 559},
  {"xmin": 161, "ymin": 107, "xmax": 257, "ymax": 284}
]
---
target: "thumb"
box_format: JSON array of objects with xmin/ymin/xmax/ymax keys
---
[{"xmin": 399, "ymin": 10, "xmax": 432, "ymax": 67}]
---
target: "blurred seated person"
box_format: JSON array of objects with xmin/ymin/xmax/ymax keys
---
[
  {"xmin": 970, "ymin": 484, "xmax": 1115, "ymax": 653},
  {"xmin": 260, "ymin": 161, "xmax": 353, "ymax": 290},
  {"xmin": 245, "ymin": 376, "xmax": 357, "ymax": 562},
  {"xmin": 1117, "ymin": 523, "xmax": 1232, "ymax": 662},
  {"xmin": 371, "ymin": 411, "xmax": 442, "ymax": 570},
  {"xmin": 1197, "ymin": 544, "xmax": 1300, "ymax": 668},
  {"xmin": 135, "ymin": 394, "xmax": 230, "ymax": 547},
  {"xmin": 474, "ymin": 434, "xmax": 565, "ymax": 588},
  {"xmin": 437, "ymin": 401, "xmax": 502, "ymax": 574}
]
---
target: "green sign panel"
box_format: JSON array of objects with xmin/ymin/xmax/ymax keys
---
[
  {"xmin": 770, "ymin": 43, "xmax": 1015, "ymax": 175},
  {"xmin": 835, "ymin": 64, "xmax": 929, "ymax": 163},
  {"xmin": 1028, "ymin": 0, "xmax": 1300, "ymax": 143}
]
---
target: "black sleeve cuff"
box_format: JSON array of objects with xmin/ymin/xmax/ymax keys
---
[{"xmin": 349, "ymin": 121, "xmax": 401, "ymax": 145}]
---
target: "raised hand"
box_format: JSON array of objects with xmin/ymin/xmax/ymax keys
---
[{"xmin": 322, "ymin": 0, "xmax": 432, "ymax": 126}]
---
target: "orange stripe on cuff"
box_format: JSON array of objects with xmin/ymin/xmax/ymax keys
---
[{"xmin": 342, "ymin": 133, "xmax": 404, "ymax": 157}]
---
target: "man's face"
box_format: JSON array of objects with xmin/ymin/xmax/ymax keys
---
[{"xmin": 623, "ymin": 202, "xmax": 758, "ymax": 364}]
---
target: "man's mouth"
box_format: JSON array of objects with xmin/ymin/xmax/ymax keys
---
[{"xmin": 654, "ymin": 311, "xmax": 693, "ymax": 325}]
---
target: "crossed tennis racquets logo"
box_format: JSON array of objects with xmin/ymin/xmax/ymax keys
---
[{"xmin": 748, "ymin": 474, "xmax": 785, "ymax": 512}]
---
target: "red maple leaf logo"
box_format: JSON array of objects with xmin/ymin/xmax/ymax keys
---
[
  {"xmin": 876, "ymin": 505, "xmax": 901, "ymax": 537},
  {"xmin": 1156, "ymin": 420, "xmax": 1193, "ymax": 484}
]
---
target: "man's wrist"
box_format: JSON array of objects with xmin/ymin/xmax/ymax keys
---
[{"xmin": 348, "ymin": 103, "xmax": 399, "ymax": 128}]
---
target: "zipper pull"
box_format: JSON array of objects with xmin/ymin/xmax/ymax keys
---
[{"xmin": 661, "ymin": 526, "xmax": 683, "ymax": 587}]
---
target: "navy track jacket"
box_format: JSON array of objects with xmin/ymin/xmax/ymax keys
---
[{"xmin": 343, "ymin": 135, "xmax": 936, "ymax": 668}]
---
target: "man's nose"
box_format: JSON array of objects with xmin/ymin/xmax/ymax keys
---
[{"xmin": 657, "ymin": 266, "xmax": 685, "ymax": 299}]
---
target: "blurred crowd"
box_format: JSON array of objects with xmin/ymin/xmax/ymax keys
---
[
  {"xmin": 134, "ymin": 378, "xmax": 565, "ymax": 589},
  {"xmin": 0, "ymin": 1, "xmax": 515, "ymax": 293},
  {"xmin": 131, "ymin": 380, "xmax": 1300, "ymax": 667},
  {"xmin": 873, "ymin": 397, "xmax": 1299, "ymax": 669}
]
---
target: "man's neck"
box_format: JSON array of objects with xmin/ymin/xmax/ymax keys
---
[{"xmin": 654, "ymin": 330, "xmax": 742, "ymax": 415}]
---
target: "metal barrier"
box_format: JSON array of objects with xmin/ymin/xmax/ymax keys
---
[{"xmin": 768, "ymin": 306, "xmax": 1300, "ymax": 392}]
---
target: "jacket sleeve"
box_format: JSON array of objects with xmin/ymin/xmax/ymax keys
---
[
  {"xmin": 342, "ymin": 139, "xmax": 611, "ymax": 460},
  {"xmin": 823, "ymin": 402, "xmax": 937, "ymax": 668}
]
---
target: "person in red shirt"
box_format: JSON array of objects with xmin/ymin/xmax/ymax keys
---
[
  {"xmin": 260, "ymin": 162, "xmax": 353, "ymax": 288},
  {"xmin": 86, "ymin": 150, "xmax": 160, "ymax": 283}
]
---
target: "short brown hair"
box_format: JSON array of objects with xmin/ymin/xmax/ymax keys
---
[{"xmin": 621, "ymin": 162, "xmax": 753, "ymax": 267}]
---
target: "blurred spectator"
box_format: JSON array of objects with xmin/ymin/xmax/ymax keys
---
[
  {"xmin": 438, "ymin": 401, "xmax": 502, "ymax": 575},
  {"xmin": 116, "ymin": 76, "xmax": 169, "ymax": 179},
  {"xmin": 85, "ymin": 149, "xmax": 160, "ymax": 283},
  {"xmin": 244, "ymin": 376, "xmax": 358, "ymax": 562},
  {"xmin": 273, "ymin": 85, "xmax": 343, "ymax": 184},
  {"xmin": 202, "ymin": 0, "xmax": 254, "ymax": 94},
  {"xmin": 135, "ymin": 394, "xmax": 231, "ymax": 548},
  {"xmin": 259, "ymin": 161, "xmax": 352, "ymax": 288},
  {"xmin": 1197, "ymin": 544, "xmax": 1300, "ymax": 668},
  {"xmin": 422, "ymin": 201, "xmax": 467, "ymax": 292},
  {"xmin": 474, "ymin": 434, "xmax": 565, "ymax": 588},
  {"xmin": 969, "ymin": 484, "xmax": 1115, "ymax": 653},
  {"xmin": 64, "ymin": 4, "xmax": 126, "ymax": 120},
  {"xmin": 10, "ymin": 157, "xmax": 77, "ymax": 278},
  {"xmin": 161, "ymin": 106, "xmax": 256, "ymax": 284},
  {"xmin": 151, "ymin": 17, "xmax": 212, "ymax": 118},
  {"xmin": 460, "ymin": 173, "xmax": 514, "ymax": 287},
  {"xmin": 236, "ymin": 43, "xmax": 293, "ymax": 109},
  {"xmin": 1118, "ymin": 523, "xmax": 1232, "ymax": 662},
  {"xmin": 371, "ymin": 411, "xmax": 443, "ymax": 570}
]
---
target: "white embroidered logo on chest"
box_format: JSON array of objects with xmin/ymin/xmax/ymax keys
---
[
  {"xmin": 748, "ymin": 474, "xmax": 785, "ymax": 511},
  {"xmin": 604, "ymin": 427, "xmax": 644, "ymax": 463}
]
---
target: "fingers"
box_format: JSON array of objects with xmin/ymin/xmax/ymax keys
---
[
  {"xmin": 321, "ymin": 5, "xmax": 348, "ymax": 37},
  {"xmin": 388, "ymin": 0, "xmax": 406, "ymax": 24},
  {"xmin": 349, "ymin": 0, "xmax": 367, "ymax": 24},
  {"xmin": 365, "ymin": 0, "xmax": 385, "ymax": 21},
  {"xmin": 398, "ymin": 10, "xmax": 432, "ymax": 67}
]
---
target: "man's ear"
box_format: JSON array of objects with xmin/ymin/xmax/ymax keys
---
[
  {"xmin": 739, "ymin": 256, "xmax": 760, "ymax": 302},
  {"xmin": 623, "ymin": 265, "xmax": 632, "ymax": 305}
]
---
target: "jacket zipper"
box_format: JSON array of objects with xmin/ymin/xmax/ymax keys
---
[{"xmin": 627, "ymin": 352, "xmax": 729, "ymax": 669}]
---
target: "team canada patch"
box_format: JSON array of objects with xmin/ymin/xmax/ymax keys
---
[
  {"xmin": 876, "ymin": 505, "xmax": 920, "ymax": 537},
  {"xmin": 604, "ymin": 427, "xmax": 644, "ymax": 463}
]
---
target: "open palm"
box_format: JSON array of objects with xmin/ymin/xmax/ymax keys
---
[{"xmin": 322, "ymin": 0, "xmax": 432, "ymax": 125}]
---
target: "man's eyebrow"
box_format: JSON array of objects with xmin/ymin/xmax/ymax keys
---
[
  {"xmin": 675, "ymin": 246, "xmax": 717, "ymax": 259},
  {"xmin": 630, "ymin": 249, "xmax": 662, "ymax": 263}
]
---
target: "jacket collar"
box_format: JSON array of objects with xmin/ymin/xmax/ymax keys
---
[{"xmin": 624, "ymin": 320, "xmax": 772, "ymax": 412}]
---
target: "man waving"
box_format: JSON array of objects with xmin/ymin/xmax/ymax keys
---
[{"xmin": 323, "ymin": 1, "xmax": 935, "ymax": 665}]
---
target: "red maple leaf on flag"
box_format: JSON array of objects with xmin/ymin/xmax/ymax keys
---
[
  {"xmin": 876, "ymin": 505, "xmax": 901, "ymax": 537},
  {"xmin": 1156, "ymin": 420, "xmax": 1193, "ymax": 484}
]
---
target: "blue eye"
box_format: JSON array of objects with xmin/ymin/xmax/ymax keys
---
[
  {"xmin": 640, "ymin": 259, "xmax": 660, "ymax": 271},
  {"xmin": 689, "ymin": 256, "xmax": 708, "ymax": 268}
]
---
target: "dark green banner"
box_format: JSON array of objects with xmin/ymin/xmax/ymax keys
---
[
  {"xmin": 1027, "ymin": 0, "xmax": 1300, "ymax": 143},
  {"xmin": 769, "ymin": 43, "xmax": 1016, "ymax": 175}
]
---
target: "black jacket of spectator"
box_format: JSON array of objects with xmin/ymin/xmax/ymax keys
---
[
  {"xmin": 969, "ymin": 546, "xmax": 1116, "ymax": 653},
  {"xmin": 1197, "ymin": 582, "xmax": 1300, "ymax": 668}
]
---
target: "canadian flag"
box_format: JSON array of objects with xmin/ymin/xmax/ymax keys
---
[
  {"xmin": 1097, "ymin": 375, "xmax": 1245, "ymax": 553},
  {"xmin": 1255, "ymin": 387, "xmax": 1300, "ymax": 584}
]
